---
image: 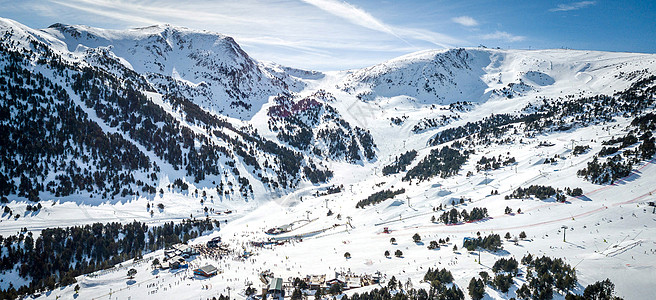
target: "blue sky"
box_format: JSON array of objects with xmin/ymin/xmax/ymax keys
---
[{"xmin": 1, "ymin": 0, "xmax": 654, "ymax": 70}]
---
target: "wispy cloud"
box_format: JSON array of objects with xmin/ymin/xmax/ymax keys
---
[
  {"xmin": 50, "ymin": 0, "xmax": 252, "ymax": 26},
  {"xmin": 451, "ymin": 16, "xmax": 478, "ymax": 27},
  {"xmin": 300, "ymin": 0, "xmax": 396, "ymax": 36},
  {"xmin": 50, "ymin": 0, "xmax": 161, "ymax": 25},
  {"xmin": 299, "ymin": 0, "xmax": 463, "ymax": 48},
  {"xmin": 480, "ymin": 31, "xmax": 526, "ymax": 42},
  {"xmin": 549, "ymin": 1, "xmax": 596, "ymax": 12},
  {"xmin": 13, "ymin": 0, "xmax": 467, "ymax": 70}
]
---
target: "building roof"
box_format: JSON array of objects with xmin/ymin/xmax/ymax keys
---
[
  {"xmin": 278, "ymin": 224, "xmax": 292, "ymax": 231},
  {"xmin": 347, "ymin": 278, "xmax": 361, "ymax": 288},
  {"xmin": 308, "ymin": 274, "xmax": 325, "ymax": 285},
  {"xmin": 268, "ymin": 277, "xmax": 283, "ymax": 291},
  {"xmin": 326, "ymin": 278, "xmax": 345, "ymax": 285},
  {"xmin": 197, "ymin": 264, "xmax": 218, "ymax": 275},
  {"xmin": 172, "ymin": 243, "xmax": 189, "ymax": 251}
]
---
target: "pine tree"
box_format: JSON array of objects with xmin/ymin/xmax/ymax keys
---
[
  {"xmin": 428, "ymin": 241, "xmax": 439, "ymax": 250},
  {"xmin": 127, "ymin": 268, "xmax": 137, "ymax": 279},
  {"xmin": 314, "ymin": 287, "xmax": 323, "ymax": 300},
  {"xmin": 468, "ymin": 277, "xmax": 485, "ymax": 300},
  {"xmin": 291, "ymin": 288, "xmax": 303, "ymax": 300},
  {"xmin": 413, "ymin": 233, "xmax": 421, "ymax": 243},
  {"xmin": 395, "ymin": 250, "xmax": 403, "ymax": 257}
]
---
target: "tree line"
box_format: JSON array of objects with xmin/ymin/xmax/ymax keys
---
[
  {"xmin": 0, "ymin": 219, "xmax": 218, "ymax": 298},
  {"xmin": 356, "ymin": 188, "xmax": 406, "ymax": 208}
]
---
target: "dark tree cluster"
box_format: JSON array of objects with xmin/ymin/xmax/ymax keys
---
[
  {"xmin": 327, "ymin": 268, "xmax": 464, "ymax": 299},
  {"xmin": 463, "ymin": 234, "xmax": 502, "ymax": 251},
  {"xmin": 602, "ymin": 133, "xmax": 638, "ymax": 149},
  {"xmin": 348, "ymin": 285, "xmax": 463, "ymax": 300},
  {"xmin": 439, "ymin": 207, "xmax": 488, "ymax": 225},
  {"xmin": 426, "ymin": 75, "xmax": 656, "ymax": 168},
  {"xmin": 565, "ymin": 187, "xmax": 583, "ymax": 197},
  {"xmin": 355, "ymin": 127, "xmax": 377, "ymax": 161},
  {"xmin": 71, "ymin": 66, "xmax": 262, "ymax": 191},
  {"xmin": 0, "ymin": 44, "xmax": 151, "ymax": 200},
  {"xmin": 572, "ymin": 145, "xmax": 590, "ymax": 156},
  {"xmin": 428, "ymin": 113, "xmax": 531, "ymax": 146},
  {"xmin": 389, "ymin": 115, "xmax": 410, "ymax": 126},
  {"xmin": 577, "ymin": 156, "xmax": 633, "ymax": 185},
  {"xmin": 468, "ymin": 277, "xmax": 485, "ymax": 300},
  {"xmin": 412, "ymin": 114, "xmax": 459, "ymax": 133},
  {"xmin": 492, "ymin": 273, "xmax": 514, "ymax": 295},
  {"xmin": 356, "ymin": 188, "xmax": 405, "ymax": 208},
  {"xmin": 382, "ymin": 150, "xmax": 417, "ymax": 175},
  {"xmin": 303, "ymin": 163, "xmax": 333, "ymax": 184},
  {"xmin": 517, "ymin": 254, "xmax": 578, "ymax": 299},
  {"xmin": 424, "ymin": 267, "xmax": 454, "ymax": 285},
  {"xmin": 492, "ymin": 257, "xmax": 519, "ymax": 276},
  {"xmin": 0, "ymin": 219, "xmax": 217, "ymax": 298},
  {"xmin": 565, "ymin": 279, "xmax": 623, "ymax": 300},
  {"xmin": 314, "ymin": 184, "xmax": 343, "ymax": 197},
  {"xmin": 0, "ymin": 33, "xmax": 339, "ymax": 202},
  {"xmin": 578, "ymin": 116, "xmax": 656, "ymax": 185},
  {"xmin": 476, "ymin": 154, "xmax": 515, "ymax": 172},
  {"xmin": 267, "ymin": 92, "xmax": 376, "ymax": 163},
  {"xmin": 506, "ymin": 185, "xmax": 566, "ymax": 201},
  {"xmin": 403, "ymin": 146, "xmax": 470, "ymax": 182},
  {"xmin": 471, "ymin": 254, "xmax": 623, "ymax": 300}
]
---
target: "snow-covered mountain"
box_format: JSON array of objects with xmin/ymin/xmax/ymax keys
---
[
  {"xmin": 1, "ymin": 17, "xmax": 656, "ymax": 300},
  {"xmin": 0, "ymin": 17, "xmax": 361, "ymax": 206},
  {"xmin": 340, "ymin": 47, "xmax": 655, "ymax": 105},
  {"xmin": 43, "ymin": 22, "xmax": 300, "ymax": 119}
]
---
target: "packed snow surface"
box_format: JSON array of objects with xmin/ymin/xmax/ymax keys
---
[{"xmin": 2, "ymin": 17, "xmax": 656, "ymax": 300}]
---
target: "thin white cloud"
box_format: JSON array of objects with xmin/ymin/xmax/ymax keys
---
[
  {"xmin": 236, "ymin": 36, "xmax": 332, "ymax": 57},
  {"xmin": 549, "ymin": 1, "xmax": 596, "ymax": 12},
  {"xmin": 393, "ymin": 27, "xmax": 462, "ymax": 48},
  {"xmin": 238, "ymin": 36, "xmax": 419, "ymax": 54},
  {"xmin": 17, "ymin": 0, "xmax": 468, "ymax": 70},
  {"xmin": 51, "ymin": 0, "xmax": 252, "ymax": 26},
  {"xmin": 480, "ymin": 31, "xmax": 526, "ymax": 42},
  {"xmin": 451, "ymin": 16, "xmax": 478, "ymax": 27},
  {"xmin": 299, "ymin": 0, "xmax": 463, "ymax": 48},
  {"xmin": 300, "ymin": 0, "xmax": 395, "ymax": 36},
  {"xmin": 50, "ymin": 0, "xmax": 161, "ymax": 25}
]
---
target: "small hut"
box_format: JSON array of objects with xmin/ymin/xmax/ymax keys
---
[{"xmin": 194, "ymin": 265, "xmax": 218, "ymax": 277}]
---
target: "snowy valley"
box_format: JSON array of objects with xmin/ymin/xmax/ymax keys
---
[{"xmin": 1, "ymin": 17, "xmax": 656, "ymax": 300}]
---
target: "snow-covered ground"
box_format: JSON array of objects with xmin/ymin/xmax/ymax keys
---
[
  {"xmin": 2, "ymin": 17, "xmax": 656, "ymax": 299},
  {"xmin": 3, "ymin": 47, "xmax": 650, "ymax": 299},
  {"xmin": 23, "ymin": 147, "xmax": 656, "ymax": 299}
]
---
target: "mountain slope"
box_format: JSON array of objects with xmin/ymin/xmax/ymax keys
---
[
  {"xmin": 0, "ymin": 18, "xmax": 343, "ymax": 205},
  {"xmin": 339, "ymin": 47, "xmax": 655, "ymax": 105},
  {"xmin": 1, "ymin": 17, "xmax": 655, "ymax": 208},
  {"xmin": 42, "ymin": 22, "xmax": 296, "ymax": 120},
  {"xmin": 2, "ymin": 17, "xmax": 656, "ymax": 300}
]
